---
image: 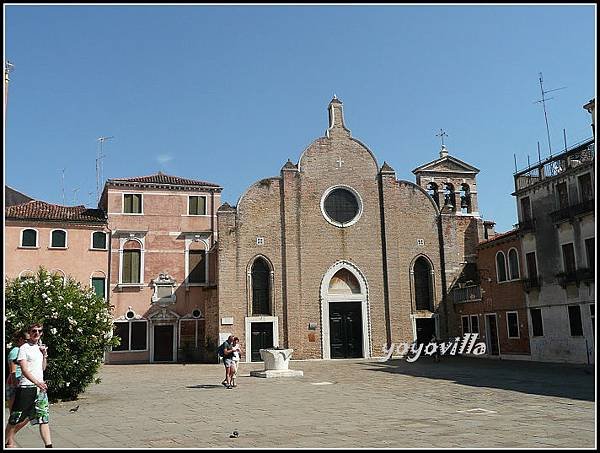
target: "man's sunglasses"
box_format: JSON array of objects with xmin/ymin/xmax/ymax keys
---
[{"xmin": 31, "ymin": 329, "xmax": 43, "ymax": 333}]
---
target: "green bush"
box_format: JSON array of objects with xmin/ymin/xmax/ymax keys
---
[{"xmin": 4, "ymin": 267, "xmax": 120, "ymax": 402}]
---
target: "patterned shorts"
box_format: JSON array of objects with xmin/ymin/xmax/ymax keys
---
[{"xmin": 8, "ymin": 387, "xmax": 50, "ymax": 425}]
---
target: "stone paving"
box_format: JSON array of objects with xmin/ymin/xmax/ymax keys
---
[{"xmin": 5, "ymin": 356, "xmax": 596, "ymax": 448}]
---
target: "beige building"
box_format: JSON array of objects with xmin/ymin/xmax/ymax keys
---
[
  {"xmin": 216, "ymin": 97, "xmax": 490, "ymax": 362},
  {"xmin": 100, "ymin": 173, "xmax": 222, "ymax": 364},
  {"xmin": 512, "ymin": 99, "xmax": 595, "ymax": 364},
  {"xmin": 5, "ymin": 200, "xmax": 109, "ymax": 298}
]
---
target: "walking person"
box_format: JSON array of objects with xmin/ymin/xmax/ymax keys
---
[
  {"xmin": 5, "ymin": 330, "xmax": 28, "ymax": 411},
  {"xmin": 219, "ymin": 335, "xmax": 235, "ymax": 389},
  {"xmin": 5, "ymin": 323, "xmax": 52, "ymax": 448},
  {"xmin": 231, "ymin": 337, "xmax": 241, "ymax": 388}
]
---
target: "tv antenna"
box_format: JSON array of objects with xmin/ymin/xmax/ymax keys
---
[
  {"xmin": 533, "ymin": 72, "xmax": 566, "ymax": 156},
  {"xmin": 96, "ymin": 136, "xmax": 114, "ymax": 201},
  {"xmin": 72, "ymin": 187, "xmax": 80, "ymax": 205},
  {"xmin": 4, "ymin": 60, "xmax": 14, "ymax": 126},
  {"xmin": 60, "ymin": 168, "xmax": 65, "ymax": 204}
]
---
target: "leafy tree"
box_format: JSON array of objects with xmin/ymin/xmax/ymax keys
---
[{"xmin": 4, "ymin": 267, "xmax": 119, "ymax": 402}]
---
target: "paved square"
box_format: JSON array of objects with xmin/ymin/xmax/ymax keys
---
[{"xmin": 6, "ymin": 357, "xmax": 595, "ymax": 448}]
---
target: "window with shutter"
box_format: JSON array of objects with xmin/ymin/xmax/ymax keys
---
[
  {"xmin": 123, "ymin": 250, "xmax": 141, "ymax": 283},
  {"xmin": 22, "ymin": 229, "xmax": 37, "ymax": 247},
  {"xmin": 51, "ymin": 230, "xmax": 67, "ymax": 248}
]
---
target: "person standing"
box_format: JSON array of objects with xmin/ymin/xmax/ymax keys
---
[
  {"xmin": 5, "ymin": 330, "xmax": 28, "ymax": 411},
  {"xmin": 219, "ymin": 335, "xmax": 235, "ymax": 389},
  {"xmin": 231, "ymin": 337, "xmax": 241, "ymax": 388},
  {"xmin": 5, "ymin": 323, "xmax": 52, "ymax": 448}
]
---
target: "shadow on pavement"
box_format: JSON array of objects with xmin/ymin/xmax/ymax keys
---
[{"xmin": 363, "ymin": 355, "xmax": 595, "ymax": 401}]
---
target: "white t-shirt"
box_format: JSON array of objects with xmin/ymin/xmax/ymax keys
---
[
  {"xmin": 232, "ymin": 344, "xmax": 241, "ymax": 362},
  {"xmin": 17, "ymin": 342, "xmax": 44, "ymax": 387}
]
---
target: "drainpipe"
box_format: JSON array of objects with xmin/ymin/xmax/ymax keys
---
[{"xmin": 377, "ymin": 172, "xmax": 392, "ymax": 348}]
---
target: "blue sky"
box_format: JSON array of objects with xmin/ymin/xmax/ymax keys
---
[{"xmin": 4, "ymin": 5, "xmax": 596, "ymax": 232}]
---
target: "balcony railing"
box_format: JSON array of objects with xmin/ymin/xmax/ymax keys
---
[
  {"xmin": 514, "ymin": 139, "xmax": 595, "ymax": 192},
  {"xmin": 577, "ymin": 267, "xmax": 595, "ymax": 283},
  {"xmin": 556, "ymin": 271, "xmax": 578, "ymax": 287},
  {"xmin": 555, "ymin": 268, "xmax": 595, "ymax": 287},
  {"xmin": 550, "ymin": 199, "xmax": 595, "ymax": 223},
  {"xmin": 451, "ymin": 285, "xmax": 482, "ymax": 303}
]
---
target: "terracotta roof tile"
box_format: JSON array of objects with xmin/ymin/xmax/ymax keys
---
[
  {"xmin": 108, "ymin": 172, "xmax": 221, "ymax": 188},
  {"xmin": 478, "ymin": 229, "xmax": 519, "ymax": 247},
  {"xmin": 5, "ymin": 201, "xmax": 107, "ymax": 223}
]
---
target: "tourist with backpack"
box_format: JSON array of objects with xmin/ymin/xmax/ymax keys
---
[{"xmin": 218, "ymin": 335, "xmax": 235, "ymax": 389}]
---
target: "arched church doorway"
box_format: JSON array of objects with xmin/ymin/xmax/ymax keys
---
[{"xmin": 321, "ymin": 263, "xmax": 370, "ymax": 360}]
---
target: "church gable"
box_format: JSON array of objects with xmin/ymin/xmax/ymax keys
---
[
  {"xmin": 298, "ymin": 97, "xmax": 379, "ymax": 178},
  {"xmin": 413, "ymin": 155, "xmax": 479, "ymax": 175},
  {"xmin": 236, "ymin": 177, "xmax": 281, "ymax": 220}
]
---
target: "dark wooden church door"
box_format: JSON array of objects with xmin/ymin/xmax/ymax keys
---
[
  {"xmin": 251, "ymin": 322, "xmax": 274, "ymax": 362},
  {"xmin": 329, "ymin": 302, "xmax": 363, "ymax": 359}
]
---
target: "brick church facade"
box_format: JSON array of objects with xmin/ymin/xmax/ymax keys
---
[{"xmin": 216, "ymin": 97, "xmax": 492, "ymax": 362}]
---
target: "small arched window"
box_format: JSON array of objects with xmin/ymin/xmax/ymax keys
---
[
  {"xmin": 51, "ymin": 229, "xmax": 67, "ymax": 248},
  {"xmin": 91, "ymin": 271, "xmax": 107, "ymax": 299},
  {"xmin": 496, "ymin": 252, "xmax": 508, "ymax": 282},
  {"xmin": 50, "ymin": 269, "xmax": 66, "ymax": 285},
  {"xmin": 21, "ymin": 229, "xmax": 37, "ymax": 247},
  {"xmin": 414, "ymin": 257, "xmax": 433, "ymax": 311},
  {"xmin": 508, "ymin": 249, "xmax": 520, "ymax": 280},
  {"xmin": 251, "ymin": 258, "xmax": 271, "ymax": 315},
  {"xmin": 18, "ymin": 269, "xmax": 35, "ymax": 280},
  {"xmin": 92, "ymin": 231, "xmax": 107, "ymax": 250}
]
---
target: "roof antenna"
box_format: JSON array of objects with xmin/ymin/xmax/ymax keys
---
[
  {"xmin": 60, "ymin": 168, "xmax": 65, "ymax": 205},
  {"xmin": 533, "ymin": 72, "xmax": 566, "ymax": 157},
  {"xmin": 72, "ymin": 187, "xmax": 80, "ymax": 205},
  {"xmin": 96, "ymin": 136, "xmax": 114, "ymax": 201},
  {"xmin": 4, "ymin": 60, "xmax": 14, "ymax": 127}
]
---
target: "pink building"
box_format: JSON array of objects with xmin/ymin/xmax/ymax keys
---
[
  {"xmin": 5, "ymin": 200, "xmax": 110, "ymax": 298},
  {"xmin": 100, "ymin": 173, "xmax": 222, "ymax": 364}
]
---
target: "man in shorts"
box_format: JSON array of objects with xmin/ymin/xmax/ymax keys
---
[
  {"xmin": 5, "ymin": 323, "xmax": 52, "ymax": 448},
  {"xmin": 220, "ymin": 335, "xmax": 236, "ymax": 389}
]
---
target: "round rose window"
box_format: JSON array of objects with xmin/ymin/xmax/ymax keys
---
[{"xmin": 322, "ymin": 186, "xmax": 362, "ymax": 227}]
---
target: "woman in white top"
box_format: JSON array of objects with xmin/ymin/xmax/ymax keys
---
[{"xmin": 231, "ymin": 337, "xmax": 241, "ymax": 388}]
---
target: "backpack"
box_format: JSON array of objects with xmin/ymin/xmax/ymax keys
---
[{"xmin": 216, "ymin": 342, "xmax": 225, "ymax": 358}]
